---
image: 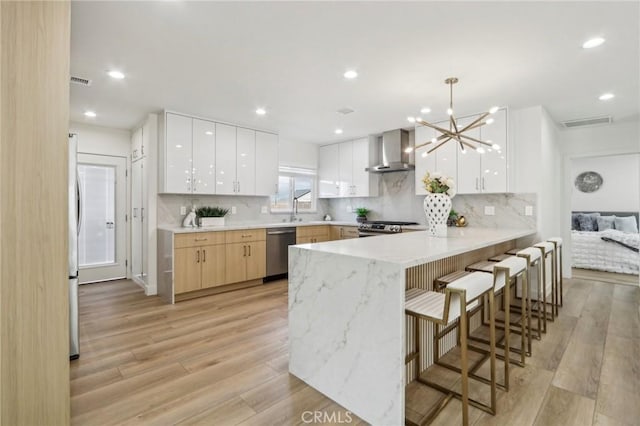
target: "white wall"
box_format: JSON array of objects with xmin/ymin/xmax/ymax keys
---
[
  {"xmin": 279, "ymin": 138, "xmax": 318, "ymax": 169},
  {"xmin": 571, "ymin": 154, "xmax": 640, "ymax": 212},
  {"xmin": 69, "ymin": 122, "xmax": 131, "ymax": 157}
]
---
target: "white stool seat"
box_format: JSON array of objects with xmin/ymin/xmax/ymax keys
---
[
  {"xmin": 547, "ymin": 237, "xmax": 563, "ymax": 246},
  {"xmin": 406, "ymin": 292, "xmax": 452, "ymax": 322},
  {"xmin": 516, "ymin": 247, "xmax": 542, "ymax": 262},
  {"xmin": 534, "ymin": 241, "xmax": 554, "ymax": 254},
  {"xmin": 406, "ymin": 287, "xmax": 427, "ymax": 302},
  {"xmin": 448, "ymin": 272, "xmax": 493, "ymax": 301},
  {"xmin": 493, "ymin": 256, "xmax": 527, "ymax": 289}
]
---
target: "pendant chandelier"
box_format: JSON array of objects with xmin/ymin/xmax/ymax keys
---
[{"xmin": 408, "ymin": 77, "xmax": 501, "ymax": 156}]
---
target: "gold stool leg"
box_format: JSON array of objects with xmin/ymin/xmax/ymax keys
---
[
  {"xmin": 503, "ymin": 278, "xmax": 510, "ymax": 391},
  {"xmin": 459, "ymin": 295, "xmax": 469, "ymax": 426},
  {"xmin": 488, "ymin": 290, "xmax": 497, "ymax": 413},
  {"xmin": 559, "ymin": 246, "xmax": 564, "ymax": 307}
]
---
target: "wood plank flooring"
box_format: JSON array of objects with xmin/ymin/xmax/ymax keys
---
[{"xmin": 72, "ymin": 275, "xmax": 639, "ymax": 425}]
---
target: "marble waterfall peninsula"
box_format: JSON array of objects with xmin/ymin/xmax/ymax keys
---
[{"xmin": 288, "ymin": 228, "xmax": 535, "ymax": 425}]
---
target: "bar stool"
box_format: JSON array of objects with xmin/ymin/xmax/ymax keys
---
[
  {"xmin": 515, "ymin": 248, "xmax": 543, "ymax": 344},
  {"xmin": 405, "ymin": 272, "xmax": 497, "ymax": 426},
  {"xmin": 466, "ymin": 257, "xmax": 528, "ymax": 390},
  {"xmin": 533, "ymin": 241, "xmax": 557, "ymax": 325},
  {"xmin": 547, "ymin": 237, "xmax": 564, "ymax": 308}
]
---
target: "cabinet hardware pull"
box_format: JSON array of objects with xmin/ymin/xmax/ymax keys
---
[
  {"xmin": 196, "ymin": 250, "xmax": 200, "ymax": 263},
  {"xmin": 238, "ymin": 181, "xmax": 240, "ymax": 193},
  {"xmin": 202, "ymin": 250, "xmax": 206, "ymax": 262},
  {"xmin": 194, "ymin": 237, "xmax": 208, "ymax": 241},
  {"xmin": 482, "ymin": 177, "xmax": 485, "ymax": 190},
  {"xmin": 475, "ymin": 178, "xmax": 479, "ymax": 190},
  {"xmin": 248, "ymin": 245, "xmax": 251, "ymax": 256},
  {"xmin": 243, "ymin": 245, "xmax": 247, "ymax": 257}
]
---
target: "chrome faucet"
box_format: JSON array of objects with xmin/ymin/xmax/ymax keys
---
[{"xmin": 290, "ymin": 197, "xmax": 299, "ymax": 222}]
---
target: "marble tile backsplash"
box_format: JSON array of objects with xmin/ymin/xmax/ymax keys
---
[
  {"xmin": 326, "ymin": 172, "xmax": 537, "ymax": 229},
  {"xmin": 158, "ymin": 194, "xmax": 330, "ymax": 226}
]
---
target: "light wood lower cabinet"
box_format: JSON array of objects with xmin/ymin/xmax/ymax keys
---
[
  {"xmin": 225, "ymin": 229, "xmax": 266, "ymax": 285},
  {"xmin": 175, "ymin": 243, "xmax": 227, "ymax": 294},
  {"xmin": 296, "ymin": 225, "xmax": 330, "ymax": 244},
  {"xmin": 330, "ymin": 225, "xmax": 359, "ymax": 240},
  {"xmin": 173, "ymin": 229, "xmax": 266, "ymax": 297}
]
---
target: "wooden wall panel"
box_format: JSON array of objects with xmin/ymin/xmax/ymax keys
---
[{"xmin": 0, "ymin": 1, "xmax": 70, "ymax": 424}]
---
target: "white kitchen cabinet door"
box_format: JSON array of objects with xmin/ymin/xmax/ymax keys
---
[
  {"xmin": 255, "ymin": 131, "xmax": 279, "ymax": 196},
  {"xmin": 192, "ymin": 118, "xmax": 216, "ymax": 195},
  {"xmin": 479, "ymin": 108, "xmax": 508, "ymax": 193},
  {"xmin": 351, "ymin": 137, "xmax": 373, "ymax": 197},
  {"xmin": 435, "ymin": 137, "xmax": 459, "ymax": 184},
  {"xmin": 318, "ymin": 144, "xmax": 340, "ymax": 198},
  {"xmin": 215, "ymin": 123, "xmax": 237, "ymax": 195},
  {"xmin": 140, "ymin": 157, "xmax": 148, "ymax": 283},
  {"xmin": 165, "ymin": 113, "xmax": 193, "ymax": 194},
  {"xmin": 131, "ymin": 159, "xmax": 143, "ymax": 280},
  {"xmin": 338, "ymin": 141, "xmax": 353, "ymax": 197},
  {"xmin": 132, "ymin": 127, "xmax": 143, "ymax": 161},
  {"xmin": 455, "ymin": 116, "xmax": 482, "ymax": 194},
  {"xmin": 414, "ymin": 125, "xmax": 437, "ymax": 195},
  {"xmin": 236, "ymin": 127, "xmax": 256, "ymax": 195}
]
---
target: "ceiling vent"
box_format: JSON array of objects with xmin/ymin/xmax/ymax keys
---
[
  {"xmin": 337, "ymin": 107, "xmax": 355, "ymax": 115},
  {"xmin": 561, "ymin": 116, "xmax": 612, "ymax": 128},
  {"xmin": 70, "ymin": 76, "xmax": 92, "ymax": 86}
]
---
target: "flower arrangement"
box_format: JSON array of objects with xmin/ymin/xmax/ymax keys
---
[{"xmin": 422, "ymin": 172, "xmax": 456, "ymax": 198}]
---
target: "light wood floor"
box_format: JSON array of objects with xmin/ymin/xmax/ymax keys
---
[
  {"xmin": 572, "ymin": 268, "xmax": 639, "ymax": 286},
  {"xmin": 72, "ymin": 276, "xmax": 639, "ymax": 425}
]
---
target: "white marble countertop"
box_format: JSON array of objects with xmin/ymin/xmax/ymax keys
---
[
  {"xmin": 158, "ymin": 220, "xmax": 359, "ymax": 234},
  {"xmin": 294, "ymin": 227, "xmax": 536, "ymax": 268}
]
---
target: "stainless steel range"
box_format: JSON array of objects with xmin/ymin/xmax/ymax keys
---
[{"xmin": 358, "ymin": 220, "xmax": 418, "ymax": 237}]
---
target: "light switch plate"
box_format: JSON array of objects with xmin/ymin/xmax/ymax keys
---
[
  {"xmin": 231, "ymin": 206, "xmax": 237, "ymax": 215},
  {"xmin": 261, "ymin": 206, "xmax": 268, "ymax": 214},
  {"xmin": 180, "ymin": 206, "xmax": 186, "ymax": 215},
  {"xmin": 525, "ymin": 205, "xmax": 533, "ymax": 216},
  {"xmin": 484, "ymin": 206, "xmax": 495, "ymax": 216}
]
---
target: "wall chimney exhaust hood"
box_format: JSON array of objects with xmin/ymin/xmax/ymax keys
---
[{"xmin": 365, "ymin": 129, "xmax": 414, "ymax": 173}]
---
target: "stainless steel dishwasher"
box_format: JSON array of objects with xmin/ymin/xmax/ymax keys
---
[{"xmin": 265, "ymin": 227, "xmax": 296, "ymax": 280}]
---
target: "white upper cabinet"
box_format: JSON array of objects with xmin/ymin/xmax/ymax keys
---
[
  {"xmin": 456, "ymin": 108, "xmax": 508, "ymax": 194},
  {"xmin": 318, "ymin": 137, "xmax": 378, "ymax": 198},
  {"xmin": 192, "ymin": 118, "xmax": 216, "ymax": 195},
  {"xmin": 338, "ymin": 141, "xmax": 353, "ymax": 197},
  {"xmin": 318, "ymin": 144, "xmax": 340, "ymax": 198},
  {"xmin": 132, "ymin": 127, "xmax": 143, "ymax": 161},
  {"xmin": 255, "ymin": 131, "xmax": 279, "ymax": 196},
  {"xmin": 215, "ymin": 123, "xmax": 237, "ymax": 195},
  {"xmin": 351, "ymin": 137, "xmax": 378, "ymax": 197},
  {"xmin": 415, "ymin": 125, "xmax": 437, "ymax": 195},
  {"xmin": 236, "ymin": 128, "xmax": 256, "ymax": 195},
  {"xmin": 164, "ymin": 113, "xmax": 193, "ymax": 194},
  {"xmin": 479, "ymin": 108, "xmax": 508, "ymax": 193},
  {"xmin": 159, "ymin": 111, "xmax": 279, "ymax": 196}
]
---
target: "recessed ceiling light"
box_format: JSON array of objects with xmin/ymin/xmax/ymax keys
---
[
  {"xmin": 205, "ymin": 131, "xmax": 213, "ymax": 135},
  {"xmin": 420, "ymin": 107, "xmax": 431, "ymax": 114},
  {"xmin": 598, "ymin": 93, "xmax": 614, "ymax": 101},
  {"xmin": 334, "ymin": 128, "xmax": 343, "ymax": 134},
  {"xmin": 407, "ymin": 116, "xmax": 416, "ymax": 123},
  {"xmin": 255, "ymin": 108, "xmax": 266, "ymax": 115},
  {"xmin": 107, "ymin": 70, "xmax": 125, "ymax": 79},
  {"xmin": 582, "ymin": 37, "xmax": 605, "ymax": 49},
  {"xmin": 343, "ymin": 70, "xmax": 358, "ymax": 79},
  {"xmin": 84, "ymin": 110, "xmax": 96, "ymax": 118}
]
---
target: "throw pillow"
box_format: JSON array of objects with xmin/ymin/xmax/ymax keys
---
[
  {"xmin": 571, "ymin": 213, "xmax": 580, "ymax": 231},
  {"xmin": 614, "ymin": 216, "xmax": 639, "ymax": 233},
  {"xmin": 596, "ymin": 215, "xmax": 616, "ymax": 231},
  {"xmin": 576, "ymin": 212, "xmax": 600, "ymax": 232}
]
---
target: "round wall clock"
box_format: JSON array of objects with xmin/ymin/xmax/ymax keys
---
[{"xmin": 574, "ymin": 171, "xmax": 603, "ymax": 193}]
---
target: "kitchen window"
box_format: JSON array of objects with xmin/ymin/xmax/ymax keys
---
[{"xmin": 271, "ymin": 167, "xmax": 317, "ymax": 213}]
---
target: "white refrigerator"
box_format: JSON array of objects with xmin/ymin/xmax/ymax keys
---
[{"xmin": 69, "ymin": 133, "xmax": 80, "ymax": 359}]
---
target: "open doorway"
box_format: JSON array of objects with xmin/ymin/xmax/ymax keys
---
[{"xmin": 569, "ymin": 153, "xmax": 639, "ymax": 285}]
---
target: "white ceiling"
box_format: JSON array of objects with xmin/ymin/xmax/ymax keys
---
[{"xmin": 70, "ymin": 1, "xmax": 639, "ymax": 144}]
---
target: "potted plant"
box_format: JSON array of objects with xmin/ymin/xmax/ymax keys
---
[
  {"xmin": 355, "ymin": 207, "xmax": 370, "ymax": 223},
  {"xmin": 196, "ymin": 206, "xmax": 229, "ymax": 227}
]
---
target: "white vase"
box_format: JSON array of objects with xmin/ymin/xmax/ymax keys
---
[{"xmin": 424, "ymin": 193, "xmax": 451, "ymax": 237}]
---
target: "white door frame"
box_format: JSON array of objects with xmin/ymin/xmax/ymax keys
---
[{"xmin": 78, "ymin": 153, "xmax": 128, "ymax": 284}]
